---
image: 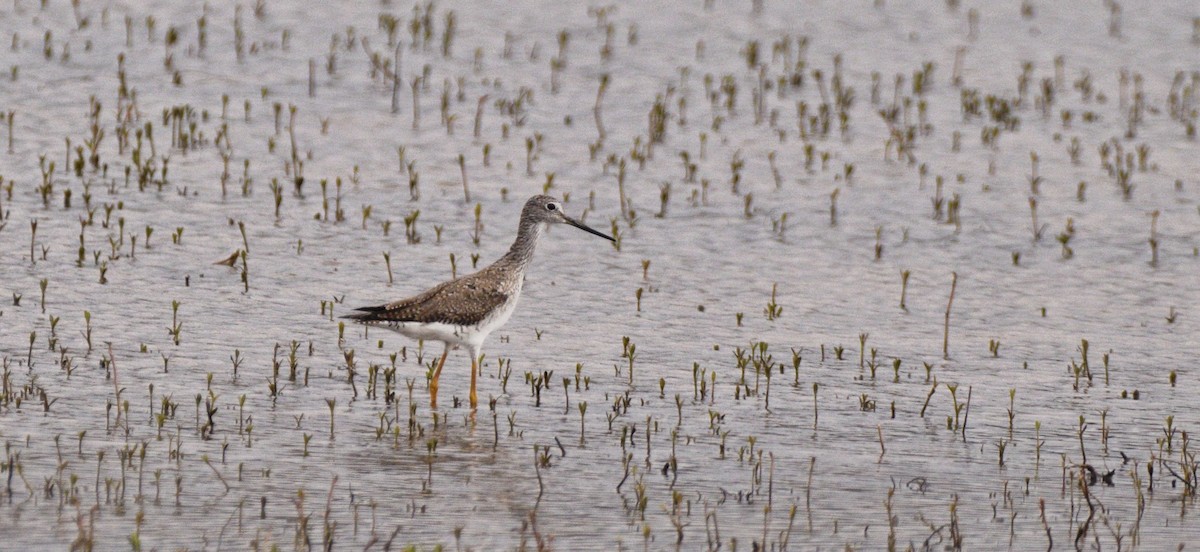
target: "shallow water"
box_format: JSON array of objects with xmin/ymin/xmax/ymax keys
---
[{"xmin": 1, "ymin": 0, "xmax": 1198, "ymax": 550}]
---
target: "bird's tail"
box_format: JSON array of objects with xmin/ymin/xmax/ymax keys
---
[{"xmin": 340, "ymin": 305, "xmax": 387, "ymax": 322}]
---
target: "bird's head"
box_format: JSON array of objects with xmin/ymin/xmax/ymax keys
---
[{"xmin": 522, "ymin": 195, "xmax": 615, "ymax": 241}]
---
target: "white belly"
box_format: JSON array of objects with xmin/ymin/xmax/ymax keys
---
[
  {"xmin": 383, "ymin": 320, "xmax": 475, "ymax": 347},
  {"xmin": 473, "ymin": 293, "xmax": 520, "ymax": 343}
]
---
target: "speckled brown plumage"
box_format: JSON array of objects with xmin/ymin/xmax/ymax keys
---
[
  {"xmin": 344, "ymin": 195, "xmax": 566, "ymax": 327},
  {"xmin": 345, "ymin": 264, "xmax": 517, "ymax": 327},
  {"xmin": 342, "ymin": 195, "xmax": 614, "ymax": 410}
]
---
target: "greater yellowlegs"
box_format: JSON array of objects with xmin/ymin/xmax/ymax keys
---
[{"xmin": 344, "ymin": 195, "xmax": 614, "ymax": 409}]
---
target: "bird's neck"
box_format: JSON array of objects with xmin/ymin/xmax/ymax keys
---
[{"xmin": 501, "ymin": 220, "xmax": 545, "ymax": 270}]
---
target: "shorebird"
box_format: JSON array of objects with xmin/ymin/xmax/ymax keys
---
[{"xmin": 344, "ymin": 195, "xmax": 614, "ymax": 409}]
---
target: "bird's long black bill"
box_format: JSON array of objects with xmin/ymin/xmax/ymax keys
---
[{"xmin": 565, "ymin": 217, "xmax": 616, "ymax": 242}]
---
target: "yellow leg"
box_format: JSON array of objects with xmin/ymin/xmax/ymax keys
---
[
  {"xmin": 469, "ymin": 354, "xmax": 478, "ymax": 409},
  {"xmin": 430, "ymin": 348, "xmax": 449, "ymax": 409}
]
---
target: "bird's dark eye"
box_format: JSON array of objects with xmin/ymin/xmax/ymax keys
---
[{"xmin": 546, "ymin": 203, "xmax": 558, "ymax": 211}]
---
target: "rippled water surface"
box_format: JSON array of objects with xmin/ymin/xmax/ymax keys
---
[{"xmin": 2, "ymin": 0, "xmax": 1199, "ymax": 550}]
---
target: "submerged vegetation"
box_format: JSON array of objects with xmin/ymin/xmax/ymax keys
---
[{"xmin": 1, "ymin": 0, "xmax": 1198, "ymax": 550}]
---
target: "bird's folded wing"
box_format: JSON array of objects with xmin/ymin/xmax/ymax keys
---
[{"xmin": 347, "ymin": 278, "xmax": 509, "ymax": 326}]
